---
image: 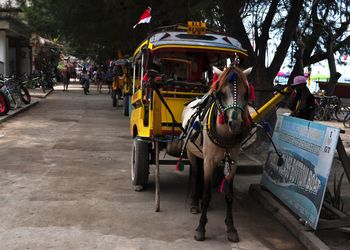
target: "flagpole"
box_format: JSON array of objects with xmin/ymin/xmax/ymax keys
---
[
  {"xmin": 133, "ymin": 6, "xmax": 153, "ymax": 71},
  {"xmin": 145, "ymin": 6, "xmax": 152, "ymax": 71}
]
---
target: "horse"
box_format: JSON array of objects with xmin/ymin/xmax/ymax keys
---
[{"xmin": 181, "ymin": 66, "xmax": 252, "ymax": 242}]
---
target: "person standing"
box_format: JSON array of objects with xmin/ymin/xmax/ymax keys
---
[
  {"xmin": 63, "ymin": 63, "xmax": 71, "ymax": 92},
  {"xmin": 81, "ymin": 67, "xmax": 90, "ymax": 95},
  {"xmin": 105, "ymin": 67, "xmax": 114, "ymax": 94},
  {"xmin": 288, "ymin": 75, "xmax": 315, "ymax": 121},
  {"xmin": 96, "ymin": 67, "xmax": 103, "ymax": 93}
]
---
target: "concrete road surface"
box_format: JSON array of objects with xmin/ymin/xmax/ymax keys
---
[{"xmin": 0, "ymin": 83, "xmax": 304, "ymax": 249}]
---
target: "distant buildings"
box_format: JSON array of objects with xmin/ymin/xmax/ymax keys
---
[
  {"xmin": 0, "ymin": 16, "xmax": 31, "ymax": 75},
  {"xmin": 0, "ymin": 2, "xmax": 61, "ymax": 76}
]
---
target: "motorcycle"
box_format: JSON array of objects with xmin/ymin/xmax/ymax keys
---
[{"xmin": 0, "ymin": 89, "xmax": 10, "ymax": 115}]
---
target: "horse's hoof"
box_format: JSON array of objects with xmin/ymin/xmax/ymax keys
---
[
  {"xmin": 134, "ymin": 185, "xmax": 144, "ymax": 192},
  {"xmin": 190, "ymin": 206, "xmax": 200, "ymax": 214},
  {"xmin": 227, "ymin": 230, "xmax": 239, "ymax": 242},
  {"xmin": 194, "ymin": 230, "xmax": 205, "ymax": 241}
]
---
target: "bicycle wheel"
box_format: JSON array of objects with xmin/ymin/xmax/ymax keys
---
[
  {"xmin": 0, "ymin": 90, "xmax": 10, "ymax": 115},
  {"xmin": 323, "ymin": 108, "xmax": 331, "ymax": 121},
  {"xmin": 335, "ymin": 106, "xmax": 350, "ymax": 122},
  {"xmin": 40, "ymin": 79, "xmax": 46, "ymax": 93},
  {"xmin": 343, "ymin": 113, "xmax": 350, "ymax": 128},
  {"xmin": 314, "ymin": 106, "xmax": 325, "ymax": 121},
  {"xmin": 20, "ymin": 86, "xmax": 31, "ymax": 104},
  {"xmin": 9, "ymin": 93, "xmax": 21, "ymax": 109}
]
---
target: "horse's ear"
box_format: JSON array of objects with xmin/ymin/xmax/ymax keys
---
[
  {"xmin": 212, "ymin": 66, "xmax": 223, "ymax": 76},
  {"xmin": 243, "ymin": 67, "xmax": 252, "ymax": 76}
]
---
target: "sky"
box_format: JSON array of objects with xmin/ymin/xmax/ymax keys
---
[{"xmin": 0, "ymin": 0, "xmax": 20, "ymax": 7}]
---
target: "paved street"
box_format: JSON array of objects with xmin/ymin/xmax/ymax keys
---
[{"xmin": 0, "ymin": 83, "xmax": 304, "ymax": 249}]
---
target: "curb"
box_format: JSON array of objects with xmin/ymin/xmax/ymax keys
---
[
  {"xmin": 249, "ymin": 184, "xmax": 330, "ymax": 250},
  {"xmin": 0, "ymin": 100, "xmax": 39, "ymax": 124},
  {"xmin": 237, "ymin": 153, "xmax": 263, "ymax": 174},
  {"xmin": 29, "ymin": 88, "xmax": 54, "ymax": 98}
]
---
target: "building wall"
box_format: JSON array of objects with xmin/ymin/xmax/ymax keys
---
[
  {"xmin": 20, "ymin": 47, "xmax": 31, "ymax": 74},
  {"xmin": 0, "ymin": 31, "xmax": 6, "ymax": 75},
  {"xmin": 8, "ymin": 46, "xmax": 15, "ymax": 75}
]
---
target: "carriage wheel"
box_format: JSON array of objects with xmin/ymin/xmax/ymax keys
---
[
  {"xmin": 131, "ymin": 137, "xmax": 150, "ymax": 189},
  {"xmin": 123, "ymin": 95, "xmax": 129, "ymax": 116}
]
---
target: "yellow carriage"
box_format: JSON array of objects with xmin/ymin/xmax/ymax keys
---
[
  {"xmin": 129, "ymin": 22, "xmax": 248, "ymax": 199},
  {"xmin": 112, "ymin": 58, "xmax": 132, "ymax": 115}
]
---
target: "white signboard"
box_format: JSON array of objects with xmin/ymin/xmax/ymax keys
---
[{"xmin": 261, "ymin": 115, "xmax": 339, "ymax": 229}]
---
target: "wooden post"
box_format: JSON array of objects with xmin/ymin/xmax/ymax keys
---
[{"xmin": 155, "ymin": 141, "xmax": 160, "ymax": 212}]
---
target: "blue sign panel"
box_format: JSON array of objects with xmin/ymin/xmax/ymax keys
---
[{"xmin": 261, "ymin": 115, "xmax": 340, "ymax": 229}]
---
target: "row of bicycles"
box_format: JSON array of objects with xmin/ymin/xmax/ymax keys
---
[
  {"xmin": 0, "ymin": 71, "xmax": 54, "ymax": 115},
  {"xmin": 314, "ymin": 95, "xmax": 350, "ymax": 128}
]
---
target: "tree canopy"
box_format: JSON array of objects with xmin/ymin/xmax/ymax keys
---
[
  {"xmin": 20, "ymin": 0, "xmax": 205, "ymax": 60},
  {"xmin": 17, "ymin": 0, "xmax": 350, "ymax": 97}
]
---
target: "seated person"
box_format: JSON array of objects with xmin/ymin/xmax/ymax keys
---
[{"xmin": 288, "ymin": 76, "xmax": 315, "ymax": 121}]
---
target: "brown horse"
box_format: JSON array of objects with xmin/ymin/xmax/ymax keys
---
[{"xmin": 182, "ymin": 66, "xmax": 252, "ymax": 242}]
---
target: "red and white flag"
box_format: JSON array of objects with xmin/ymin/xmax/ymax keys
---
[{"xmin": 133, "ymin": 7, "xmax": 152, "ymax": 29}]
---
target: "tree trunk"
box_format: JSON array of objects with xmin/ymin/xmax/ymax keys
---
[
  {"xmin": 253, "ymin": 67, "xmax": 277, "ymax": 142},
  {"xmin": 288, "ymin": 28, "xmax": 305, "ymax": 85},
  {"xmin": 325, "ymin": 37, "xmax": 338, "ymax": 96}
]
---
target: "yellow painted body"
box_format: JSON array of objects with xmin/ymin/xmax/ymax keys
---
[
  {"xmin": 130, "ymin": 89, "xmax": 203, "ymax": 137},
  {"xmin": 251, "ymin": 87, "xmax": 291, "ymax": 123},
  {"xmin": 112, "ymin": 74, "xmax": 132, "ymax": 94},
  {"xmin": 113, "ymin": 50, "xmax": 132, "ymax": 95}
]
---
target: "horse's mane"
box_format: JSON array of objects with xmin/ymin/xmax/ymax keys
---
[{"xmin": 211, "ymin": 66, "xmax": 249, "ymax": 93}]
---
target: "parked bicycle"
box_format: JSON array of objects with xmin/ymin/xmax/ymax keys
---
[
  {"xmin": 13, "ymin": 74, "xmax": 31, "ymax": 104},
  {"xmin": 342, "ymin": 110, "xmax": 350, "ymax": 128},
  {"xmin": 22, "ymin": 71, "xmax": 49, "ymax": 93},
  {"xmin": 0, "ymin": 78, "xmax": 22, "ymax": 109},
  {"xmin": 314, "ymin": 95, "xmax": 349, "ymax": 121},
  {"xmin": 0, "ymin": 74, "xmax": 31, "ymax": 109}
]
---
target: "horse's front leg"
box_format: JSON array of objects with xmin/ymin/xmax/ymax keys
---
[
  {"xmin": 194, "ymin": 163, "xmax": 213, "ymax": 241},
  {"xmin": 188, "ymin": 151, "xmax": 203, "ymax": 214},
  {"xmin": 225, "ymin": 179, "xmax": 239, "ymax": 242},
  {"xmin": 191, "ymin": 161, "xmax": 204, "ymax": 214}
]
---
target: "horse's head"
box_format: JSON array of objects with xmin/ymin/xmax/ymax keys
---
[{"xmin": 212, "ymin": 66, "xmax": 251, "ymax": 134}]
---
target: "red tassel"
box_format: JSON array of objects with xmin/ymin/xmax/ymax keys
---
[
  {"xmin": 218, "ymin": 113, "xmax": 225, "ymax": 125},
  {"xmin": 249, "ymin": 83, "xmax": 255, "ymax": 102},
  {"xmin": 243, "ymin": 114, "xmax": 251, "ymax": 128},
  {"xmin": 176, "ymin": 158, "xmax": 180, "ymax": 171},
  {"xmin": 211, "ymin": 81, "xmax": 218, "ymax": 91},
  {"xmin": 220, "ymin": 179, "xmax": 225, "ymax": 193}
]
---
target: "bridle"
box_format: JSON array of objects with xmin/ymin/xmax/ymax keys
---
[
  {"xmin": 206, "ymin": 70, "xmax": 250, "ymax": 148},
  {"xmin": 214, "ymin": 71, "xmax": 249, "ymax": 124}
]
